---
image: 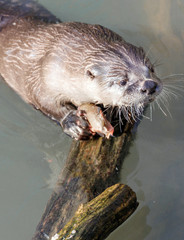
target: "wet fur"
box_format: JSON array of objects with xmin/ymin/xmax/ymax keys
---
[{"xmin": 0, "ymin": 17, "xmax": 162, "ymax": 139}]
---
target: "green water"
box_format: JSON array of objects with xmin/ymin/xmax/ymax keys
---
[{"xmin": 0, "ymin": 0, "xmax": 184, "ymax": 239}]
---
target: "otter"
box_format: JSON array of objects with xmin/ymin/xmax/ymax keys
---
[{"xmin": 0, "ymin": 15, "xmax": 162, "ymax": 140}]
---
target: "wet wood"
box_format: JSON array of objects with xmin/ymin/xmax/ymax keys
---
[{"xmin": 55, "ymin": 183, "xmax": 138, "ymax": 240}]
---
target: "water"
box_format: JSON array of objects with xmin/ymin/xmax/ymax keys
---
[{"xmin": 0, "ymin": 0, "xmax": 184, "ymax": 239}]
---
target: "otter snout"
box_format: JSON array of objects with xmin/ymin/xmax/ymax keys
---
[{"xmin": 141, "ymin": 80, "xmax": 159, "ymax": 95}]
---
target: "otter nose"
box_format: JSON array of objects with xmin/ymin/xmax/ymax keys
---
[{"xmin": 141, "ymin": 80, "xmax": 158, "ymax": 95}]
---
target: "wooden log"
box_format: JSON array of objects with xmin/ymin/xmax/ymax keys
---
[
  {"xmin": 54, "ymin": 183, "xmax": 138, "ymax": 240},
  {"xmin": 33, "ymin": 121, "xmax": 139, "ymax": 240}
]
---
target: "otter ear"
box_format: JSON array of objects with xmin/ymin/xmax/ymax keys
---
[
  {"xmin": 86, "ymin": 65, "xmax": 102, "ymax": 80},
  {"xmin": 86, "ymin": 70, "xmax": 95, "ymax": 79}
]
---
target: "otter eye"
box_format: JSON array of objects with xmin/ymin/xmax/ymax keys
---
[
  {"xmin": 146, "ymin": 63, "xmax": 154, "ymax": 73},
  {"xmin": 86, "ymin": 70, "xmax": 95, "ymax": 79},
  {"xmin": 150, "ymin": 66, "xmax": 154, "ymax": 73},
  {"xmin": 119, "ymin": 78, "xmax": 128, "ymax": 86}
]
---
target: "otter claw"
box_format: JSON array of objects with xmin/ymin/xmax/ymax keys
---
[{"xmin": 61, "ymin": 110, "xmax": 92, "ymax": 140}]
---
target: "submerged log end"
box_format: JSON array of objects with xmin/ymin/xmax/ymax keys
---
[{"xmin": 54, "ymin": 183, "xmax": 138, "ymax": 240}]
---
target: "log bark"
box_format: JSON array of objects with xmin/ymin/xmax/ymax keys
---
[{"xmin": 55, "ymin": 183, "xmax": 138, "ymax": 240}]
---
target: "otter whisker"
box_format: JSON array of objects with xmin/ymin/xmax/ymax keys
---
[
  {"xmin": 142, "ymin": 113, "xmax": 150, "ymax": 120},
  {"xmin": 153, "ymin": 73, "xmax": 184, "ymax": 118},
  {"xmin": 163, "ymin": 77, "xmax": 184, "ymax": 85},
  {"xmin": 162, "ymin": 83, "xmax": 184, "ymax": 101},
  {"xmin": 122, "ymin": 106, "xmax": 131, "ymax": 122},
  {"xmin": 131, "ymin": 105, "xmax": 137, "ymax": 122},
  {"xmin": 163, "ymin": 85, "xmax": 184, "ymax": 96},
  {"xmin": 118, "ymin": 107, "xmax": 123, "ymax": 131},
  {"xmin": 155, "ymin": 99, "xmax": 168, "ymax": 116},
  {"xmin": 138, "ymin": 104, "xmax": 144, "ymax": 117},
  {"xmin": 134, "ymin": 112, "xmax": 142, "ymax": 121},
  {"xmin": 149, "ymin": 104, "xmax": 153, "ymax": 121},
  {"xmin": 133, "ymin": 105, "xmax": 139, "ymax": 121},
  {"xmin": 162, "ymin": 87, "xmax": 180, "ymax": 101},
  {"xmin": 152, "ymin": 59, "xmax": 163, "ymax": 68},
  {"xmin": 131, "ymin": 103, "xmax": 144, "ymax": 122},
  {"xmin": 119, "ymin": 106, "xmax": 126, "ymax": 122},
  {"xmin": 157, "ymin": 89, "xmax": 170, "ymax": 106},
  {"xmin": 161, "ymin": 73, "xmax": 184, "ymax": 81},
  {"xmin": 162, "ymin": 86, "xmax": 179, "ymax": 97},
  {"xmin": 162, "ymin": 81, "xmax": 184, "ymax": 96},
  {"xmin": 157, "ymin": 94, "xmax": 172, "ymax": 118},
  {"xmin": 163, "ymin": 82, "xmax": 184, "ymax": 88},
  {"xmin": 163, "ymin": 81, "xmax": 184, "ymax": 87},
  {"xmin": 102, "ymin": 105, "xmax": 112, "ymax": 114},
  {"xmin": 142, "ymin": 108, "xmax": 153, "ymax": 121},
  {"xmin": 110, "ymin": 106, "xmax": 118, "ymax": 121},
  {"xmin": 113, "ymin": 122, "xmax": 120, "ymax": 129},
  {"xmin": 160, "ymin": 88, "xmax": 172, "ymax": 101},
  {"xmin": 152, "ymin": 101, "xmax": 156, "ymax": 111},
  {"xmin": 115, "ymin": 106, "xmax": 119, "ymax": 118},
  {"xmin": 144, "ymin": 45, "xmax": 153, "ymax": 64},
  {"xmin": 130, "ymin": 104, "xmax": 136, "ymax": 121}
]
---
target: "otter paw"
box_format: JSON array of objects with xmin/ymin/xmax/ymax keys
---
[{"xmin": 61, "ymin": 110, "xmax": 93, "ymax": 140}]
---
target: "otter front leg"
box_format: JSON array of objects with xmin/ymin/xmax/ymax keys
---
[{"xmin": 59, "ymin": 104, "xmax": 93, "ymax": 140}]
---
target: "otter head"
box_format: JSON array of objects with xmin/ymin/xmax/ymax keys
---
[
  {"xmin": 84, "ymin": 44, "xmax": 163, "ymax": 119},
  {"xmin": 44, "ymin": 23, "xmax": 162, "ymax": 120}
]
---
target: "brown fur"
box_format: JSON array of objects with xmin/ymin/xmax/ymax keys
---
[{"xmin": 0, "ymin": 17, "xmax": 162, "ymax": 139}]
